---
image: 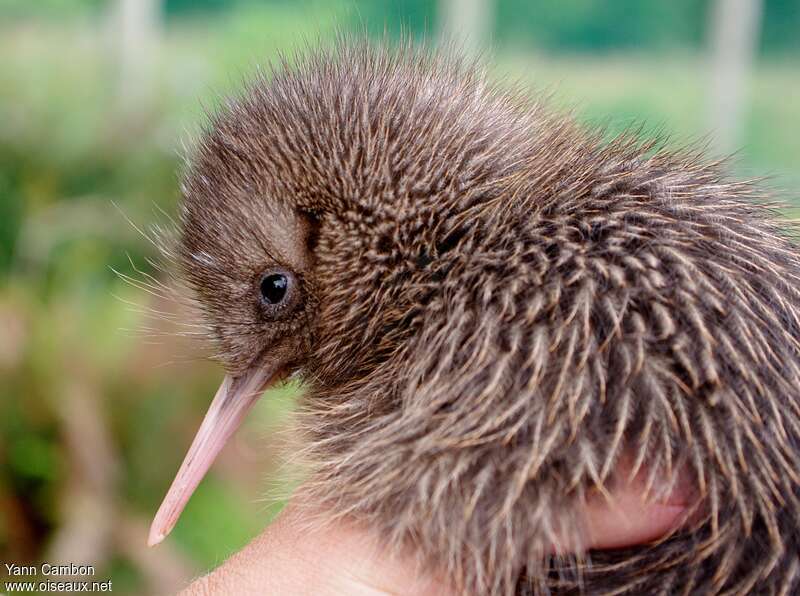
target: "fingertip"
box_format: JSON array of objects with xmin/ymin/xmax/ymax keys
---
[{"xmin": 583, "ymin": 483, "xmax": 689, "ymax": 550}]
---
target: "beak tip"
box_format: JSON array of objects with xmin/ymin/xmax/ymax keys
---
[
  {"xmin": 147, "ymin": 366, "xmax": 279, "ymax": 550},
  {"xmin": 147, "ymin": 526, "xmax": 166, "ymax": 547}
]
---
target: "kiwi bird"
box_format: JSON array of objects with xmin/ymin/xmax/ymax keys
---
[{"xmin": 148, "ymin": 40, "xmax": 800, "ymax": 594}]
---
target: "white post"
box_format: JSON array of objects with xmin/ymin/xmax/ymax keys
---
[
  {"xmin": 438, "ymin": 0, "xmax": 493, "ymax": 55},
  {"xmin": 707, "ymin": 0, "xmax": 763, "ymax": 156},
  {"xmin": 112, "ymin": 0, "xmax": 162, "ymax": 113}
]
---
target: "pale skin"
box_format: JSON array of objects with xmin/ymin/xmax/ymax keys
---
[{"xmin": 179, "ymin": 469, "xmax": 692, "ymax": 596}]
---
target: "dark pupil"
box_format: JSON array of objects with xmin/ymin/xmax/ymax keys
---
[{"xmin": 260, "ymin": 273, "xmax": 288, "ymax": 305}]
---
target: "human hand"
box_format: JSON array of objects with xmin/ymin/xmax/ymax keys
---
[{"xmin": 179, "ymin": 473, "xmax": 692, "ymax": 595}]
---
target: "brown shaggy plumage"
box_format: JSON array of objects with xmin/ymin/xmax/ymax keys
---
[{"xmin": 175, "ymin": 39, "xmax": 800, "ymax": 594}]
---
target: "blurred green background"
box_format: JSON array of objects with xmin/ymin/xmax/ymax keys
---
[{"xmin": 0, "ymin": 0, "xmax": 797, "ymax": 593}]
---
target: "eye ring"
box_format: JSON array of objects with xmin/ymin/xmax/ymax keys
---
[{"xmin": 258, "ymin": 269, "xmax": 295, "ymax": 309}]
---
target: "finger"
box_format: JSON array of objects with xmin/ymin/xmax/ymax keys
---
[
  {"xmin": 580, "ymin": 457, "xmax": 697, "ymax": 551},
  {"xmin": 582, "ymin": 482, "xmax": 689, "ymax": 550}
]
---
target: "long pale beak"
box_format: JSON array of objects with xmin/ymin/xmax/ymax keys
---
[{"xmin": 147, "ymin": 363, "xmax": 283, "ymax": 546}]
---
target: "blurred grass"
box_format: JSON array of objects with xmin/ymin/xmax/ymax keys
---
[
  {"xmin": 502, "ymin": 53, "xmax": 800, "ymax": 182},
  {"xmin": 0, "ymin": 2, "xmax": 798, "ymax": 594}
]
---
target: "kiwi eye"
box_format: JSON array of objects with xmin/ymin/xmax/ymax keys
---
[{"xmin": 260, "ymin": 272, "xmax": 289, "ymax": 305}]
